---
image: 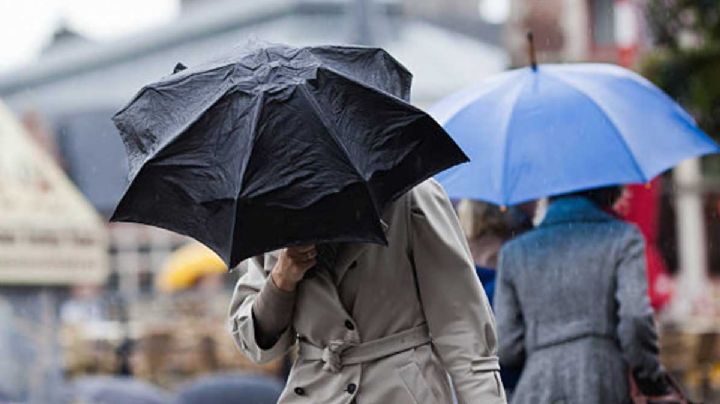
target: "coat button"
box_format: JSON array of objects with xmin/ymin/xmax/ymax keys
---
[
  {"xmin": 294, "ymin": 387, "xmax": 305, "ymax": 396},
  {"xmin": 297, "ymin": 334, "xmax": 308, "ymax": 342},
  {"xmin": 344, "ymin": 320, "xmax": 355, "ymax": 330},
  {"xmin": 349, "ymin": 261, "xmax": 358, "ymax": 269},
  {"xmin": 346, "ymin": 383, "xmax": 357, "ymax": 394}
]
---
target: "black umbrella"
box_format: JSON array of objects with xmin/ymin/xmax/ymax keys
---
[{"xmin": 112, "ymin": 43, "xmax": 467, "ymax": 267}]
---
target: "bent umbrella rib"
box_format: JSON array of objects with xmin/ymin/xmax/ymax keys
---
[
  {"xmin": 118, "ymin": 68, "xmax": 237, "ymax": 182},
  {"xmin": 228, "ymin": 93, "xmax": 265, "ymax": 264},
  {"xmin": 236, "ymin": 92, "xmax": 266, "ymax": 197},
  {"xmin": 297, "ymin": 84, "xmax": 366, "ymax": 182}
]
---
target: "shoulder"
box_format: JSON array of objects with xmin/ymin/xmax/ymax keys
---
[
  {"xmin": 409, "ymin": 178, "xmax": 451, "ymax": 210},
  {"xmin": 611, "ymin": 220, "xmax": 645, "ymax": 250},
  {"xmin": 500, "ymin": 227, "xmax": 538, "ymax": 255},
  {"xmin": 411, "ymin": 178, "xmax": 447, "ymax": 199},
  {"xmin": 592, "ymin": 217, "xmax": 644, "ymax": 246},
  {"xmin": 498, "ymin": 236, "xmax": 524, "ymax": 274},
  {"xmin": 610, "ymin": 219, "xmax": 642, "ymax": 237}
]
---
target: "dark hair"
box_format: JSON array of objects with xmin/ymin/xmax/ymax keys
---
[
  {"xmin": 457, "ymin": 200, "xmax": 513, "ymax": 241},
  {"xmin": 550, "ymin": 186, "xmax": 623, "ymax": 210}
]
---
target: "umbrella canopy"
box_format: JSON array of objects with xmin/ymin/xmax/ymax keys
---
[
  {"xmin": 157, "ymin": 242, "xmax": 227, "ymax": 292},
  {"xmin": 177, "ymin": 373, "xmax": 283, "ymax": 404},
  {"xmin": 431, "ymin": 63, "xmax": 719, "ymax": 205},
  {"xmin": 112, "ymin": 43, "xmax": 466, "ymax": 267}
]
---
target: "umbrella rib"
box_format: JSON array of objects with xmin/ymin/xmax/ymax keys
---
[
  {"xmin": 228, "ymin": 94, "xmax": 266, "ymax": 265},
  {"xmin": 546, "ymin": 72, "xmax": 648, "ymax": 182},
  {"xmin": 298, "ymin": 84, "xmax": 365, "ymax": 182},
  {"xmin": 498, "ymin": 73, "xmax": 532, "ymax": 206},
  {"xmin": 319, "ymin": 65, "xmax": 411, "ymax": 104},
  {"xmin": 236, "ymin": 92, "xmax": 266, "ymax": 196},
  {"xmin": 431, "ymin": 71, "xmax": 520, "ymax": 126},
  {"xmin": 120, "ymin": 84, "xmax": 235, "ymax": 183},
  {"xmin": 114, "ymin": 63, "xmax": 235, "ymax": 117}
]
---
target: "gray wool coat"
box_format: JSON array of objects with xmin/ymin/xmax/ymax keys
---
[
  {"xmin": 229, "ymin": 180, "xmax": 506, "ymax": 404},
  {"xmin": 495, "ymin": 197, "xmax": 665, "ymax": 404}
]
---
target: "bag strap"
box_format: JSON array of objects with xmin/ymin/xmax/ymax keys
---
[
  {"xmin": 628, "ymin": 370, "xmax": 691, "ymax": 404},
  {"xmin": 628, "ymin": 370, "xmax": 647, "ymax": 404}
]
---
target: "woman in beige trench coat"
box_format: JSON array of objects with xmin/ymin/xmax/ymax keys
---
[{"xmin": 228, "ymin": 179, "xmax": 506, "ymax": 404}]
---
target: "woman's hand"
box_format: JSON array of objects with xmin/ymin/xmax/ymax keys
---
[{"xmin": 271, "ymin": 245, "xmax": 317, "ymax": 292}]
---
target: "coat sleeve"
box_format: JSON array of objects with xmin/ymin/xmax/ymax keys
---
[
  {"xmin": 228, "ymin": 253, "xmax": 296, "ymax": 364},
  {"xmin": 494, "ymin": 246, "xmax": 526, "ymax": 368},
  {"xmin": 409, "ymin": 180, "xmax": 506, "ymax": 404},
  {"xmin": 615, "ymin": 227, "xmax": 670, "ymax": 394}
]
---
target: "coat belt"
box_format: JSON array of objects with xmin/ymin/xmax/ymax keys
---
[{"xmin": 299, "ymin": 324, "xmax": 431, "ymax": 373}]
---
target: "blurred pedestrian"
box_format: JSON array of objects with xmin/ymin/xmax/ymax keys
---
[
  {"xmin": 60, "ymin": 284, "xmax": 107, "ymax": 325},
  {"xmin": 615, "ymin": 181, "xmax": 673, "ymax": 312},
  {"xmin": 177, "ymin": 373, "xmax": 283, "ymax": 404},
  {"xmin": 457, "ymin": 200, "xmax": 535, "ymax": 305},
  {"xmin": 495, "ymin": 187, "xmax": 673, "ymax": 403},
  {"xmin": 507, "ymin": 202, "xmax": 537, "ymax": 238},
  {"xmin": 67, "ymin": 375, "xmax": 172, "ymax": 404},
  {"xmin": 229, "ymin": 180, "xmax": 506, "ymax": 403},
  {"xmin": 457, "ymin": 199, "xmax": 531, "ymax": 398}
]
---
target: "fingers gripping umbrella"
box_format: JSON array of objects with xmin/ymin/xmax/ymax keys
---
[
  {"xmin": 112, "ymin": 43, "xmax": 466, "ymax": 267},
  {"xmin": 431, "ymin": 55, "xmax": 718, "ymax": 205}
]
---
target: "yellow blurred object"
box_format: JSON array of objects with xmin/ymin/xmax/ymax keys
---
[
  {"xmin": 157, "ymin": 243, "xmax": 227, "ymax": 292},
  {"xmin": 710, "ymin": 363, "xmax": 720, "ymax": 388}
]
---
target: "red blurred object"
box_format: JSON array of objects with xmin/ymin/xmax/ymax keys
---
[
  {"xmin": 616, "ymin": 179, "xmax": 673, "ymax": 311},
  {"xmin": 611, "ymin": 8, "xmax": 672, "ymax": 310}
]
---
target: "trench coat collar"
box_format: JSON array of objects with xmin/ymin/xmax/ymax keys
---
[
  {"xmin": 539, "ymin": 197, "xmax": 615, "ymax": 227},
  {"xmin": 333, "ymin": 212, "xmax": 391, "ymax": 286}
]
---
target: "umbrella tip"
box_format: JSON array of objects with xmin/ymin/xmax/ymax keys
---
[{"xmin": 526, "ymin": 31, "xmax": 538, "ymax": 72}]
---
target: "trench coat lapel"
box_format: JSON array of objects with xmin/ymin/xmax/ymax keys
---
[
  {"xmin": 308, "ymin": 261, "xmax": 355, "ymax": 316},
  {"xmin": 333, "ymin": 217, "xmax": 390, "ymax": 287}
]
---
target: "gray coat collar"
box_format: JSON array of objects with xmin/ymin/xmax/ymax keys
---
[{"xmin": 540, "ymin": 197, "xmax": 615, "ymax": 227}]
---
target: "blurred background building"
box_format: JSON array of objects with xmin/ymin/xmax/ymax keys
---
[
  {"xmin": 0, "ymin": 0, "xmax": 510, "ymax": 402},
  {"xmin": 0, "ymin": 0, "xmax": 508, "ymax": 299}
]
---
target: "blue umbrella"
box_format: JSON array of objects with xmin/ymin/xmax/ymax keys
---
[{"xmin": 430, "ymin": 63, "xmax": 719, "ymax": 205}]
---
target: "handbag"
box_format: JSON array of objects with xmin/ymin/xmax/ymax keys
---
[{"xmin": 629, "ymin": 371, "xmax": 692, "ymax": 404}]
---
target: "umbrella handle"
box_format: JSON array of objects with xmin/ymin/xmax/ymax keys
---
[{"xmin": 526, "ymin": 31, "xmax": 538, "ymax": 71}]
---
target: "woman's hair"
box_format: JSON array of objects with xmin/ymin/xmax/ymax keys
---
[
  {"xmin": 457, "ymin": 200, "xmax": 513, "ymax": 241},
  {"xmin": 550, "ymin": 186, "xmax": 623, "ymax": 210}
]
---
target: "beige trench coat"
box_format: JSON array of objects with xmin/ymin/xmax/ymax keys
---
[{"xmin": 228, "ymin": 179, "xmax": 506, "ymax": 404}]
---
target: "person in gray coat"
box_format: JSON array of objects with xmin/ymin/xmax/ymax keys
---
[{"xmin": 494, "ymin": 187, "xmax": 671, "ymax": 403}]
